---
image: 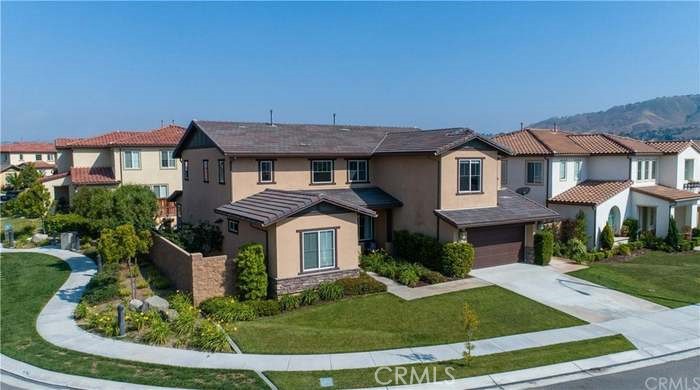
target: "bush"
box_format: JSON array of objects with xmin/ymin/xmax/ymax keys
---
[
  {"xmin": 82, "ymin": 263, "xmax": 120, "ymax": 305},
  {"xmin": 666, "ymin": 217, "xmax": 680, "ymax": 251},
  {"xmin": 393, "ymin": 230, "xmax": 442, "ymax": 270},
  {"xmin": 317, "ymin": 282, "xmax": 344, "ymax": 301},
  {"xmin": 278, "ymin": 294, "xmax": 301, "ymax": 311},
  {"xmin": 235, "ymin": 243, "xmax": 268, "ymax": 301},
  {"xmin": 574, "ymin": 210, "xmax": 588, "ymax": 243},
  {"xmin": 171, "ymin": 306, "xmax": 197, "ymax": 337},
  {"xmin": 249, "ymin": 299, "xmax": 281, "ymax": 317},
  {"xmin": 142, "ymin": 311, "xmax": 170, "ymax": 345},
  {"xmin": 440, "ymin": 241, "xmax": 474, "ymax": 277},
  {"xmin": 359, "ymin": 250, "xmax": 390, "ymax": 271},
  {"xmin": 600, "ymin": 223, "xmax": 615, "ymax": 250},
  {"xmin": 159, "ymin": 222, "xmax": 223, "ymax": 256},
  {"xmin": 398, "ymin": 267, "xmax": 419, "ymax": 287},
  {"xmin": 336, "ymin": 273, "xmax": 387, "ymax": 296},
  {"xmin": 552, "ymin": 240, "xmax": 562, "ymax": 257},
  {"xmin": 593, "ymin": 251, "xmax": 606, "ymax": 261},
  {"xmin": 618, "ymin": 243, "xmax": 632, "ymax": 256},
  {"xmin": 199, "ymin": 297, "xmax": 256, "ymax": 322},
  {"xmin": 45, "ymin": 213, "xmax": 97, "ymax": 238},
  {"xmin": 74, "ymin": 302, "xmax": 88, "ymax": 319},
  {"xmin": 623, "ymin": 219, "xmax": 639, "ymax": 241},
  {"xmin": 86, "ymin": 307, "xmax": 119, "ymax": 337},
  {"xmin": 565, "ymin": 238, "xmax": 588, "ymax": 263},
  {"xmin": 534, "ymin": 230, "xmax": 554, "ymax": 266},
  {"xmin": 191, "ymin": 319, "xmax": 230, "ymax": 352},
  {"xmin": 679, "ymin": 240, "xmax": 693, "ymax": 252},
  {"xmin": 150, "ymin": 275, "xmax": 171, "ymax": 290},
  {"xmin": 300, "ymin": 288, "xmax": 319, "ymax": 306},
  {"xmin": 420, "ymin": 270, "xmax": 448, "ymax": 284}
]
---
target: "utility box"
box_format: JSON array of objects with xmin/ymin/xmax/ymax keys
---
[{"xmin": 60, "ymin": 232, "xmax": 80, "ymax": 250}]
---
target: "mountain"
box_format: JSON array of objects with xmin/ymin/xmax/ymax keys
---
[{"xmin": 529, "ymin": 94, "xmax": 700, "ymax": 140}]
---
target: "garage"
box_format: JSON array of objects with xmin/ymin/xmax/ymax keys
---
[{"xmin": 467, "ymin": 224, "xmax": 524, "ymax": 268}]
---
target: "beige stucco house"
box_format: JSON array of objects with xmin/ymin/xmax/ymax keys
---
[
  {"xmin": 173, "ymin": 120, "xmax": 559, "ymax": 295},
  {"xmin": 41, "ymin": 125, "xmax": 185, "ymax": 215},
  {"xmin": 0, "ymin": 142, "xmax": 57, "ymax": 189}
]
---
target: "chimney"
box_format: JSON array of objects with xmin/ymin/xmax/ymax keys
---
[{"xmin": 269, "ymin": 109, "xmax": 273, "ymax": 126}]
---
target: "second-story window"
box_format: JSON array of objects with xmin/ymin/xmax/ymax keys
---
[
  {"xmin": 35, "ymin": 154, "xmax": 42, "ymax": 161},
  {"xmin": 637, "ymin": 159, "xmax": 656, "ymax": 181},
  {"xmin": 1, "ymin": 154, "xmax": 7, "ymax": 162},
  {"xmin": 19, "ymin": 153, "xmax": 23, "ymax": 160},
  {"xmin": 123, "ymin": 150, "xmax": 141, "ymax": 169},
  {"xmin": 526, "ymin": 161, "xmax": 543, "ymax": 185},
  {"xmin": 160, "ymin": 150, "xmax": 176, "ymax": 169},
  {"xmin": 218, "ymin": 159, "xmax": 225, "ymax": 184},
  {"xmin": 685, "ymin": 159, "xmax": 695, "ymax": 181},
  {"xmin": 311, "ymin": 160, "xmax": 334, "ymax": 184},
  {"xmin": 183, "ymin": 160, "xmax": 189, "ymax": 181},
  {"xmin": 559, "ymin": 160, "xmax": 567, "ymax": 181},
  {"xmin": 458, "ymin": 159, "xmax": 482, "ymax": 193},
  {"xmin": 258, "ymin": 160, "xmax": 274, "ymax": 183},
  {"xmin": 347, "ymin": 160, "xmax": 368, "ymax": 183},
  {"xmin": 574, "ymin": 161, "xmax": 582, "ymax": 181},
  {"xmin": 47, "ymin": 154, "xmax": 54, "ymax": 161},
  {"xmin": 151, "ymin": 184, "xmax": 169, "ymax": 199},
  {"xmin": 202, "ymin": 159, "xmax": 209, "ymax": 183}
]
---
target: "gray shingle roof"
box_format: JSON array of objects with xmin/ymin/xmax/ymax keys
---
[
  {"xmin": 215, "ymin": 189, "xmax": 377, "ymax": 227},
  {"xmin": 435, "ymin": 189, "xmax": 561, "ymax": 228},
  {"xmin": 300, "ymin": 187, "xmax": 402, "ymax": 209}
]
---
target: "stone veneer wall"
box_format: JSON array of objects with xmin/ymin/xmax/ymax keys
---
[
  {"xmin": 149, "ymin": 234, "xmax": 193, "ymax": 292},
  {"xmin": 273, "ymin": 269, "xmax": 360, "ymax": 296}
]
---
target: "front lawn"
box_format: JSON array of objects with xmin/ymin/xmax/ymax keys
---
[
  {"xmin": 0, "ymin": 252, "xmax": 264, "ymax": 389},
  {"xmin": 569, "ymin": 251, "xmax": 700, "ymax": 308},
  {"xmin": 265, "ymin": 335, "xmax": 635, "ymax": 389},
  {"xmin": 232, "ymin": 286, "xmax": 585, "ymax": 354}
]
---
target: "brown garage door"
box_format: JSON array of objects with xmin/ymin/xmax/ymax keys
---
[{"xmin": 467, "ymin": 224, "xmax": 524, "ymax": 268}]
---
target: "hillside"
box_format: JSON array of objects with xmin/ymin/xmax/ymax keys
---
[{"xmin": 529, "ymin": 94, "xmax": 700, "ymax": 140}]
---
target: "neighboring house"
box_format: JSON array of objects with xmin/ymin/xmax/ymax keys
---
[
  {"xmin": 492, "ymin": 128, "xmax": 700, "ymax": 248},
  {"xmin": 173, "ymin": 120, "xmax": 559, "ymax": 295},
  {"xmin": 0, "ymin": 142, "xmax": 57, "ymax": 188},
  {"xmin": 41, "ymin": 125, "xmax": 185, "ymax": 215}
]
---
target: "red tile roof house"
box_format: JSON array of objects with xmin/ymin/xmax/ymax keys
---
[
  {"xmin": 0, "ymin": 142, "xmax": 57, "ymax": 189},
  {"xmin": 41, "ymin": 125, "xmax": 185, "ymax": 212},
  {"xmin": 172, "ymin": 120, "xmax": 559, "ymax": 295},
  {"xmin": 492, "ymin": 128, "xmax": 700, "ymax": 248}
]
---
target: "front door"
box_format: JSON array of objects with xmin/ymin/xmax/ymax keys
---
[{"xmin": 639, "ymin": 206, "xmax": 657, "ymax": 234}]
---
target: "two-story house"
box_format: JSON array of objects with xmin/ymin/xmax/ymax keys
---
[
  {"xmin": 173, "ymin": 120, "xmax": 559, "ymax": 295},
  {"xmin": 41, "ymin": 125, "xmax": 185, "ymax": 214},
  {"xmin": 493, "ymin": 128, "xmax": 700, "ymax": 248},
  {"xmin": 0, "ymin": 142, "xmax": 57, "ymax": 188}
]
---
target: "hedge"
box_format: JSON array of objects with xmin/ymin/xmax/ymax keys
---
[
  {"xmin": 393, "ymin": 230, "xmax": 442, "ymax": 270},
  {"xmin": 440, "ymin": 241, "xmax": 474, "ymax": 277},
  {"xmin": 533, "ymin": 230, "xmax": 553, "ymax": 266},
  {"xmin": 235, "ymin": 243, "xmax": 268, "ymax": 301}
]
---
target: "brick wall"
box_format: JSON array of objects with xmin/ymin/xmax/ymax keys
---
[{"xmin": 149, "ymin": 234, "xmax": 193, "ymax": 292}]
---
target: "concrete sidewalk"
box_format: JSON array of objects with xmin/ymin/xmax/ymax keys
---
[{"xmin": 367, "ymin": 272, "xmax": 491, "ymax": 300}]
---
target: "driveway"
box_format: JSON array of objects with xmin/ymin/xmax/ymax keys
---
[{"xmin": 470, "ymin": 263, "xmax": 667, "ymax": 323}]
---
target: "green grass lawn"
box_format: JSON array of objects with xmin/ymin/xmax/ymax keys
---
[
  {"xmin": 0, "ymin": 252, "xmax": 265, "ymax": 390},
  {"xmin": 569, "ymin": 251, "xmax": 700, "ymax": 308},
  {"xmin": 265, "ymin": 335, "xmax": 635, "ymax": 389},
  {"xmin": 0, "ymin": 216, "xmax": 41, "ymax": 237},
  {"xmin": 232, "ymin": 286, "xmax": 586, "ymax": 354}
]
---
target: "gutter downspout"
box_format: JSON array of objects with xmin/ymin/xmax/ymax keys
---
[
  {"xmin": 436, "ymin": 157, "xmax": 441, "ymax": 241},
  {"xmin": 592, "ymin": 205, "xmax": 597, "ymax": 249}
]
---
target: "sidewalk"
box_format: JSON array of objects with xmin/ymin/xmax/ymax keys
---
[{"xmin": 367, "ymin": 272, "xmax": 491, "ymax": 300}]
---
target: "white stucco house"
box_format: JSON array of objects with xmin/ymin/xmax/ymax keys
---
[{"xmin": 493, "ymin": 128, "xmax": 700, "ymax": 248}]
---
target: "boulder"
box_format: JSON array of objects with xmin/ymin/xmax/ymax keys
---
[
  {"xmin": 128, "ymin": 298, "xmax": 143, "ymax": 311},
  {"xmin": 142, "ymin": 295, "xmax": 169, "ymax": 313},
  {"xmin": 164, "ymin": 309, "xmax": 179, "ymax": 321},
  {"xmin": 31, "ymin": 233, "xmax": 49, "ymax": 244}
]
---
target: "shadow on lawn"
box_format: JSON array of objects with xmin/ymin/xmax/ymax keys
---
[{"xmin": 558, "ymin": 278, "xmax": 696, "ymax": 307}]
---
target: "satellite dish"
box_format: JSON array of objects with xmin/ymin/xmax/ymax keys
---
[{"xmin": 516, "ymin": 187, "xmax": 531, "ymax": 195}]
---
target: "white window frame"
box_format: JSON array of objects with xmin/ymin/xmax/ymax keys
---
[
  {"xmin": 160, "ymin": 150, "xmax": 176, "ymax": 169},
  {"xmin": 183, "ymin": 160, "xmax": 189, "ymax": 181},
  {"xmin": 574, "ymin": 160, "xmax": 582, "ymax": 181},
  {"xmin": 500, "ymin": 159, "xmax": 508, "ymax": 185},
  {"xmin": 358, "ymin": 214, "xmax": 373, "ymax": 241},
  {"xmin": 311, "ymin": 160, "xmax": 334, "ymax": 184},
  {"xmin": 35, "ymin": 154, "xmax": 42, "ymax": 161},
  {"xmin": 301, "ymin": 229, "xmax": 336, "ymax": 272},
  {"xmin": 526, "ymin": 160, "xmax": 544, "ymax": 185},
  {"xmin": 151, "ymin": 184, "xmax": 168, "ymax": 199},
  {"xmin": 47, "ymin": 154, "xmax": 54, "ymax": 161},
  {"xmin": 217, "ymin": 159, "xmax": 226, "ymax": 185},
  {"xmin": 123, "ymin": 150, "xmax": 141, "ymax": 170},
  {"xmin": 347, "ymin": 159, "xmax": 369, "ymax": 183},
  {"xmin": 202, "ymin": 159, "xmax": 209, "ymax": 183},
  {"xmin": 685, "ymin": 159, "xmax": 695, "ymax": 181},
  {"xmin": 258, "ymin": 160, "xmax": 274, "ymax": 183},
  {"xmin": 228, "ymin": 219, "xmax": 239, "ymax": 234},
  {"xmin": 636, "ymin": 159, "xmax": 656, "ymax": 182},
  {"xmin": 559, "ymin": 160, "xmax": 567, "ymax": 181},
  {"xmin": 458, "ymin": 159, "xmax": 482, "ymax": 193}
]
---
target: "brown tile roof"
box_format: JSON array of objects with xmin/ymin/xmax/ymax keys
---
[
  {"xmin": 299, "ymin": 187, "xmax": 403, "ymax": 209},
  {"xmin": 645, "ymin": 140, "xmax": 700, "ymax": 154},
  {"xmin": 18, "ymin": 161, "xmax": 55, "ymax": 169},
  {"xmin": 70, "ymin": 167, "xmax": 119, "ymax": 185},
  {"xmin": 529, "ymin": 129, "xmax": 589, "ymax": 155},
  {"xmin": 58, "ymin": 125, "xmax": 185, "ymax": 149},
  {"xmin": 491, "ymin": 129, "xmax": 551, "ymax": 155},
  {"xmin": 215, "ymin": 189, "xmax": 376, "ymax": 227},
  {"xmin": 375, "ymin": 128, "xmax": 512, "ymax": 155},
  {"xmin": 39, "ymin": 171, "xmax": 70, "ymax": 183},
  {"xmin": 568, "ymin": 134, "xmax": 629, "ymax": 154},
  {"xmin": 0, "ymin": 142, "xmax": 56, "ymax": 153},
  {"xmin": 549, "ymin": 180, "xmax": 632, "ymax": 206},
  {"xmin": 630, "ymin": 185, "xmax": 700, "ymax": 202},
  {"xmin": 605, "ymin": 134, "xmax": 661, "ymax": 154},
  {"xmin": 435, "ymin": 189, "xmax": 561, "ymax": 228}
]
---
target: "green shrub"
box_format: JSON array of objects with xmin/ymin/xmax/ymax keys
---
[
  {"xmin": 317, "ymin": 282, "xmax": 344, "ymax": 301},
  {"xmin": 574, "ymin": 210, "xmax": 588, "ymax": 243},
  {"xmin": 623, "ymin": 219, "xmax": 639, "ymax": 241},
  {"xmin": 81, "ymin": 263, "xmax": 120, "ymax": 305},
  {"xmin": 158, "ymin": 222, "xmax": 223, "ymax": 256},
  {"xmin": 149, "ymin": 275, "xmax": 171, "ymax": 290},
  {"xmin": 142, "ymin": 311, "xmax": 170, "ymax": 345},
  {"xmin": 552, "ymin": 240, "xmax": 562, "ymax": 257},
  {"xmin": 74, "ymin": 302, "xmax": 88, "ymax": 319},
  {"xmin": 565, "ymin": 238, "xmax": 588, "ymax": 263},
  {"xmin": 85, "ymin": 307, "xmax": 119, "ymax": 337},
  {"xmin": 278, "ymin": 294, "xmax": 301, "ymax": 311},
  {"xmin": 618, "ymin": 243, "xmax": 632, "ymax": 256},
  {"xmin": 440, "ymin": 241, "xmax": 474, "ymax": 277},
  {"xmin": 533, "ymin": 230, "xmax": 554, "ymax": 266},
  {"xmin": 300, "ymin": 288, "xmax": 319, "ymax": 306},
  {"xmin": 679, "ymin": 240, "xmax": 693, "ymax": 252},
  {"xmin": 248, "ymin": 299, "xmax": 281, "ymax": 317},
  {"xmin": 359, "ymin": 250, "xmax": 390, "ymax": 271},
  {"xmin": 420, "ymin": 270, "xmax": 447, "ymax": 284},
  {"xmin": 199, "ymin": 297, "xmax": 256, "ymax": 322},
  {"xmin": 666, "ymin": 217, "xmax": 680, "ymax": 251},
  {"xmin": 126, "ymin": 310, "xmax": 149, "ymax": 331},
  {"xmin": 398, "ymin": 267, "xmax": 419, "ymax": 287},
  {"xmin": 336, "ymin": 273, "xmax": 386, "ymax": 296},
  {"xmin": 393, "ymin": 230, "xmax": 442, "ymax": 270},
  {"xmin": 235, "ymin": 243, "xmax": 268, "ymax": 301},
  {"xmin": 169, "ymin": 292, "xmax": 197, "ymax": 336},
  {"xmin": 45, "ymin": 213, "xmax": 97, "ymax": 238},
  {"xmin": 600, "ymin": 223, "xmax": 615, "ymax": 250},
  {"xmin": 593, "ymin": 251, "xmax": 606, "ymax": 261},
  {"xmin": 191, "ymin": 319, "xmax": 230, "ymax": 352}
]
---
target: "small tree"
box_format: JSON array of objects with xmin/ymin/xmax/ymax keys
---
[
  {"xmin": 14, "ymin": 182, "xmax": 51, "ymax": 229},
  {"xmin": 441, "ymin": 241, "xmax": 475, "ymax": 277},
  {"xmin": 600, "ymin": 223, "xmax": 615, "ymax": 250},
  {"xmin": 534, "ymin": 229, "xmax": 553, "ymax": 265},
  {"xmin": 112, "ymin": 185, "xmax": 159, "ymax": 231},
  {"xmin": 6, "ymin": 164, "xmax": 41, "ymax": 191},
  {"xmin": 236, "ymin": 243, "xmax": 268, "ymax": 301},
  {"xmin": 98, "ymin": 224, "xmax": 139, "ymax": 264},
  {"xmin": 462, "ymin": 303, "xmax": 479, "ymax": 366},
  {"xmin": 666, "ymin": 217, "xmax": 680, "ymax": 250},
  {"xmin": 623, "ymin": 218, "xmax": 639, "ymax": 242},
  {"xmin": 574, "ymin": 210, "xmax": 588, "ymax": 244}
]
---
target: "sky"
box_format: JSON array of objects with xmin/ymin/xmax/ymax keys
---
[{"xmin": 1, "ymin": 1, "xmax": 698, "ymax": 141}]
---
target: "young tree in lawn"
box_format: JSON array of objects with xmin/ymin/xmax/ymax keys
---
[
  {"xmin": 666, "ymin": 216, "xmax": 680, "ymax": 251},
  {"xmin": 98, "ymin": 224, "xmax": 151, "ymax": 298},
  {"xmin": 462, "ymin": 303, "xmax": 479, "ymax": 366},
  {"xmin": 14, "ymin": 182, "xmax": 51, "ymax": 230},
  {"xmin": 6, "ymin": 164, "xmax": 41, "ymax": 191}
]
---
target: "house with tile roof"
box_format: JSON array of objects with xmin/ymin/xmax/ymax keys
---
[
  {"xmin": 492, "ymin": 128, "xmax": 700, "ymax": 248},
  {"xmin": 0, "ymin": 142, "xmax": 57, "ymax": 189},
  {"xmin": 41, "ymin": 125, "xmax": 185, "ymax": 214},
  {"xmin": 172, "ymin": 120, "xmax": 559, "ymax": 295}
]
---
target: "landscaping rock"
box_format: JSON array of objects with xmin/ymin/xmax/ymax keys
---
[
  {"xmin": 142, "ymin": 295, "xmax": 169, "ymax": 313},
  {"xmin": 128, "ymin": 298, "xmax": 143, "ymax": 311},
  {"xmin": 164, "ymin": 309, "xmax": 179, "ymax": 321},
  {"xmin": 31, "ymin": 233, "xmax": 49, "ymax": 243}
]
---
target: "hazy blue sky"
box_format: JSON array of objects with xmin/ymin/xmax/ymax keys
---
[{"xmin": 2, "ymin": 1, "xmax": 698, "ymax": 141}]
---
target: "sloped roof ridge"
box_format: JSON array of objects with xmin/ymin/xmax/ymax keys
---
[
  {"xmin": 524, "ymin": 129, "xmax": 555, "ymax": 154},
  {"xmin": 193, "ymin": 119, "xmax": 419, "ymax": 131}
]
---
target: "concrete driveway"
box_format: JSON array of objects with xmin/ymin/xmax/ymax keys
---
[{"xmin": 470, "ymin": 263, "xmax": 667, "ymax": 323}]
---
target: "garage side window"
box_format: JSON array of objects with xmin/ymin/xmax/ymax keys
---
[{"xmin": 458, "ymin": 159, "xmax": 482, "ymax": 193}]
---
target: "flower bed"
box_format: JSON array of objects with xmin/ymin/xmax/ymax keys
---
[{"xmin": 360, "ymin": 250, "xmax": 451, "ymax": 287}]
